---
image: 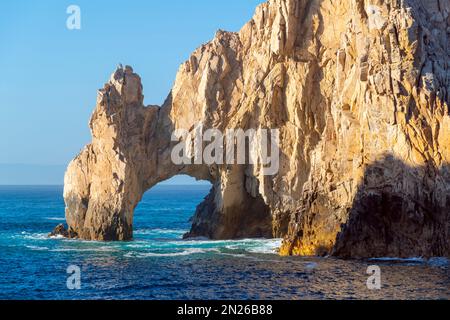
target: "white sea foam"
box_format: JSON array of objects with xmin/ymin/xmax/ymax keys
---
[
  {"xmin": 19, "ymin": 232, "xmax": 49, "ymax": 241},
  {"xmin": 49, "ymin": 235, "xmax": 65, "ymax": 240},
  {"xmin": 170, "ymin": 238, "xmax": 281, "ymax": 247},
  {"xmin": 246, "ymin": 239, "xmax": 282, "ymax": 254},
  {"xmin": 368, "ymin": 257, "xmax": 450, "ymax": 267},
  {"xmin": 26, "ymin": 245, "xmax": 49, "ymax": 251},
  {"xmin": 134, "ymin": 228, "xmax": 187, "ymax": 236},
  {"xmin": 124, "ymin": 248, "xmax": 218, "ymax": 258},
  {"xmin": 169, "ymin": 239, "xmax": 236, "ymax": 247},
  {"xmin": 19, "ymin": 228, "xmax": 282, "ymax": 257},
  {"xmin": 125, "ymin": 243, "xmax": 148, "ymax": 249},
  {"xmin": 51, "ymin": 246, "xmax": 119, "ymax": 253},
  {"xmin": 19, "ymin": 232, "xmax": 67, "ymax": 241},
  {"xmin": 45, "ymin": 217, "xmax": 66, "ymax": 221},
  {"xmin": 215, "ymin": 239, "xmax": 282, "ymax": 254},
  {"xmin": 219, "ymin": 252, "xmax": 249, "ymax": 258}
]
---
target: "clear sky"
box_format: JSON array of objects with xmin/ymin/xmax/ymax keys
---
[{"xmin": 0, "ymin": 0, "xmax": 263, "ymax": 184}]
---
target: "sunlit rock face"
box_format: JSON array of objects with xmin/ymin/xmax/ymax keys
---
[{"xmin": 63, "ymin": 0, "xmax": 450, "ymax": 258}]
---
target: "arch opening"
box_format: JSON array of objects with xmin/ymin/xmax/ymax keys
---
[
  {"xmin": 133, "ymin": 173, "xmax": 274, "ymax": 242},
  {"xmin": 133, "ymin": 175, "xmax": 212, "ymax": 240}
]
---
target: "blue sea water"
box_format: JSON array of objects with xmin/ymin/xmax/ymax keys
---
[{"xmin": 0, "ymin": 185, "xmax": 448, "ymax": 300}]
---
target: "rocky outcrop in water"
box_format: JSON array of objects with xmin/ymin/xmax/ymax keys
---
[{"xmin": 62, "ymin": 0, "xmax": 450, "ymax": 258}]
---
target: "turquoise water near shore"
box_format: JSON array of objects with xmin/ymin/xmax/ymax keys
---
[{"xmin": 0, "ymin": 185, "xmax": 448, "ymax": 300}]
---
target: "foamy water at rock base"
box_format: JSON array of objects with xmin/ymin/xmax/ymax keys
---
[{"xmin": 0, "ymin": 186, "xmax": 448, "ymax": 300}]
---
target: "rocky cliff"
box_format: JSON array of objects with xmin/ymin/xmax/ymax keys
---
[{"xmin": 62, "ymin": 0, "xmax": 450, "ymax": 258}]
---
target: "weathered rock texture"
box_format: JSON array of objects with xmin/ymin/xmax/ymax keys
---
[{"xmin": 63, "ymin": 0, "xmax": 450, "ymax": 258}]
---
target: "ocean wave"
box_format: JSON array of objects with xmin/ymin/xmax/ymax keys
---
[
  {"xmin": 245, "ymin": 239, "xmax": 282, "ymax": 254},
  {"xmin": 207, "ymin": 239, "xmax": 282, "ymax": 254},
  {"xmin": 45, "ymin": 217, "xmax": 66, "ymax": 221},
  {"xmin": 50, "ymin": 246, "xmax": 119, "ymax": 253},
  {"xmin": 124, "ymin": 248, "xmax": 218, "ymax": 258},
  {"xmin": 125, "ymin": 243, "xmax": 149, "ymax": 249},
  {"xmin": 155, "ymin": 238, "xmax": 283, "ymax": 255},
  {"xmin": 167, "ymin": 239, "xmax": 238, "ymax": 247},
  {"xmin": 18, "ymin": 232, "xmax": 66, "ymax": 241},
  {"xmin": 18, "ymin": 232, "xmax": 49, "ymax": 241},
  {"xmin": 134, "ymin": 228, "xmax": 187, "ymax": 236},
  {"xmin": 18, "ymin": 229, "xmax": 282, "ymax": 257},
  {"xmin": 26, "ymin": 245, "xmax": 49, "ymax": 251}
]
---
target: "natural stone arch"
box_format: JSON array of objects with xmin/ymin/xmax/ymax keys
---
[{"xmin": 64, "ymin": 66, "xmax": 273, "ymax": 241}]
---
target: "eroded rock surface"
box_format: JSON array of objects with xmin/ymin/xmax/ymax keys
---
[{"xmin": 63, "ymin": 0, "xmax": 450, "ymax": 258}]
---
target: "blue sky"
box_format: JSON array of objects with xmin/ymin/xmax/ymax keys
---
[{"xmin": 0, "ymin": 0, "xmax": 263, "ymax": 184}]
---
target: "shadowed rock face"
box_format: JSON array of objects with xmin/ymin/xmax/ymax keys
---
[
  {"xmin": 282, "ymin": 154, "xmax": 450, "ymax": 258},
  {"xmin": 63, "ymin": 0, "xmax": 450, "ymax": 258}
]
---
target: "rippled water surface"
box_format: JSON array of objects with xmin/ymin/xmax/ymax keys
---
[{"xmin": 0, "ymin": 185, "xmax": 448, "ymax": 300}]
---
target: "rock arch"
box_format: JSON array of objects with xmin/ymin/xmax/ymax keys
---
[{"xmin": 63, "ymin": 66, "xmax": 273, "ymax": 241}]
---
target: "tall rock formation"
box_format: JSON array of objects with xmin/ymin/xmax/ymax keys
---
[{"xmin": 63, "ymin": 0, "xmax": 450, "ymax": 258}]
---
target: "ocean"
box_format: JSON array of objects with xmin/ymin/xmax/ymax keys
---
[{"xmin": 0, "ymin": 185, "xmax": 448, "ymax": 300}]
